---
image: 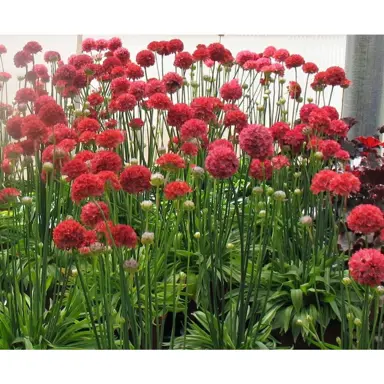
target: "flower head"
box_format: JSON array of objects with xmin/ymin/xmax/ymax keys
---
[
  {"xmin": 349, "ymin": 249, "xmax": 384, "ymax": 287},
  {"xmin": 346, "ymin": 204, "xmax": 384, "ymax": 234}
]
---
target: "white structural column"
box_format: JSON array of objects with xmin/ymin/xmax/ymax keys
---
[{"xmin": 343, "ymin": 35, "xmax": 384, "ymax": 139}]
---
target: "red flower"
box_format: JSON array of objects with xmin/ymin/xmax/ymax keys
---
[
  {"xmin": 95, "ymin": 39, "xmax": 108, "ymax": 51},
  {"xmin": 38, "ymin": 102, "xmax": 67, "ymax": 127},
  {"xmin": 319, "ymin": 140, "xmax": 341, "ymax": 160},
  {"xmin": 136, "ymin": 50, "xmax": 155, "ymax": 67},
  {"xmin": 147, "ymin": 93, "xmax": 172, "ymax": 110},
  {"xmin": 102, "ymin": 56, "xmax": 122, "ymax": 74},
  {"xmin": 111, "ymin": 77, "xmax": 130, "ymax": 97},
  {"xmin": 174, "ymin": 52, "xmax": 194, "ymax": 70},
  {"xmin": 145, "ymin": 78, "xmax": 166, "ymax": 97},
  {"xmin": 87, "ymin": 93, "xmax": 104, "ymax": 107},
  {"xmin": 190, "ymin": 97, "xmax": 216, "ymax": 122},
  {"xmin": 208, "ymin": 139, "xmax": 234, "ymax": 152},
  {"xmin": 355, "ymin": 136, "xmax": 384, "ymax": 148},
  {"xmin": 53, "ymin": 219, "xmax": 86, "ymax": 250},
  {"xmin": 3, "ymin": 143, "xmax": 23, "ymax": 159},
  {"xmin": 69, "ymin": 54, "xmax": 93, "ymax": 70},
  {"xmin": 327, "ymin": 119, "xmax": 349, "ymax": 138},
  {"xmin": 193, "ymin": 44, "xmax": 209, "ymax": 61},
  {"xmin": 5, "ymin": 116, "xmax": 24, "ymax": 139},
  {"xmin": 157, "ymin": 153, "xmax": 186, "ymax": 171},
  {"xmin": 42, "ymin": 145, "xmax": 70, "ymax": 168},
  {"xmin": 302, "ymin": 62, "xmax": 319, "ymax": 74},
  {"xmin": 288, "ymin": 81, "xmax": 301, "ymax": 100},
  {"xmin": 161, "ymin": 72, "xmax": 183, "ymax": 94},
  {"xmin": 341, "ymin": 79, "xmax": 352, "ymax": 89},
  {"xmin": 164, "ymin": 181, "xmax": 192, "ymax": 200},
  {"xmin": 34, "ymin": 95, "xmax": 56, "ymax": 113},
  {"xmin": 91, "ymin": 151, "xmax": 122, "ymax": 173},
  {"xmin": 334, "ymin": 149, "xmax": 350, "ymax": 161},
  {"xmin": 96, "ymin": 130, "xmax": 124, "ymax": 149},
  {"xmin": 347, "ymin": 204, "xmax": 384, "ymax": 234},
  {"xmin": 285, "ymin": 54, "xmax": 305, "ymax": 69},
  {"xmin": 235, "ymin": 51, "xmax": 259, "ymax": 66},
  {"xmin": 270, "ymin": 121, "xmax": 290, "ymax": 141},
  {"xmin": 0, "ymin": 188, "xmax": 21, "ymax": 204},
  {"xmin": 224, "ymin": 110, "xmax": 248, "ymax": 133},
  {"xmin": 111, "ymin": 224, "xmax": 137, "ymax": 248},
  {"xmin": 311, "ymin": 71, "xmax": 327, "ymax": 91},
  {"xmin": 321, "ymin": 106, "xmax": 339, "ymax": 121},
  {"xmin": 239, "ymin": 124, "xmax": 273, "ymax": 160},
  {"xmin": 271, "ymin": 155, "xmax": 290, "ymax": 170},
  {"xmin": 44, "ymin": 51, "xmax": 61, "ymax": 63},
  {"xmin": 129, "ymin": 118, "xmax": 144, "ymax": 130},
  {"xmin": 0, "ymin": 45, "xmax": 7, "ymax": 54},
  {"xmin": 61, "ymin": 158, "xmax": 90, "ymax": 181},
  {"xmin": 205, "ymin": 147, "xmax": 239, "ymax": 179},
  {"xmin": 181, "ymin": 142, "xmax": 199, "ymax": 156},
  {"xmin": 128, "ymin": 81, "xmax": 146, "ymax": 100},
  {"xmin": 273, "ymin": 49, "xmax": 290, "ymax": 62},
  {"xmin": 114, "ymin": 47, "xmax": 130, "ymax": 64},
  {"xmin": 97, "ymin": 170, "xmax": 121, "ymax": 191},
  {"xmin": 77, "ymin": 117, "xmax": 100, "ymax": 133},
  {"xmin": 167, "ymin": 103, "xmax": 193, "ymax": 127},
  {"xmin": 55, "ymin": 64, "xmax": 77, "ymax": 83},
  {"xmin": 14, "ymin": 50, "xmax": 33, "ymax": 68},
  {"xmin": 126, "ymin": 63, "xmax": 144, "ymax": 80},
  {"xmin": 19, "ymin": 139, "xmax": 36, "ymax": 155},
  {"xmin": 15, "ymin": 88, "xmax": 37, "ymax": 104},
  {"xmin": 1, "ymin": 159, "xmax": 12, "ymax": 174},
  {"xmin": 325, "ymin": 66, "xmax": 346, "ymax": 86},
  {"xmin": 116, "ymin": 93, "xmax": 137, "ymax": 112},
  {"xmin": 180, "ymin": 119, "xmax": 208, "ymax": 141},
  {"xmin": 120, "ymin": 165, "xmax": 152, "ymax": 194},
  {"xmin": 220, "ymin": 79, "xmax": 242, "ymax": 101},
  {"xmin": 82, "ymin": 38, "xmax": 96, "ymax": 52},
  {"xmin": 22, "ymin": 115, "xmax": 47, "ymax": 141},
  {"xmin": 328, "ymin": 172, "xmax": 361, "ymax": 197},
  {"xmin": 79, "ymin": 131, "xmax": 96, "ymax": 144},
  {"xmin": 108, "ymin": 37, "xmax": 122, "ymax": 52},
  {"xmin": 349, "ymin": 249, "xmax": 384, "ymax": 287},
  {"xmin": 308, "ymin": 109, "xmax": 331, "ymax": 134},
  {"xmin": 299, "ymin": 104, "xmax": 319, "ymax": 124},
  {"xmin": 208, "ymin": 43, "xmax": 226, "ymax": 61},
  {"xmin": 310, "ymin": 170, "xmax": 337, "ymax": 194},
  {"xmin": 71, "ymin": 174, "xmax": 104, "ymax": 203},
  {"xmin": 263, "ymin": 46, "xmax": 276, "ymax": 58},
  {"xmin": 169, "ymin": 39, "xmax": 184, "ymax": 53},
  {"xmin": 80, "ymin": 201, "xmax": 110, "ymax": 228},
  {"xmin": 249, "ymin": 159, "xmax": 273, "ymax": 180}
]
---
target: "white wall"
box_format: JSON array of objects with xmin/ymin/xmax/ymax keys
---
[{"xmin": 0, "ymin": 35, "xmax": 346, "ymax": 110}]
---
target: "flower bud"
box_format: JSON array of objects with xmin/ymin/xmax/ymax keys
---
[
  {"xmin": 191, "ymin": 166, "xmax": 205, "ymax": 178},
  {"xmin": 242, "ymin": 83, "xmax": 249, "ymax": 90},
  {"xmin": 21, "ymin": 196, "xmax": 33, "ymax": 205},
  {"xmin": 226, "ymin": 243, "xmax": 235, "ymax": 250},
  {"xmin": 314, "ymin": 151, "xmax": 324, "ymax": 160},
  {"xmin": 65, "ymin": 215, "xmax": 73, "ymax": 220},
  {"xmin": 346, "ymin": 312, "xmax": 353, "ymax": 320},
  {"xmin": 302, "ymin": 126, "xmax": 311, "ymax": 135},
  {"xmin": 183, "ymin": 200, "xmax": 195, "ymax": 211},
  {"xmin": 273, "ymin": 190, "xmax": 286, "ymax": 201},
  {"xmin": 342, "ymin": 277, "xmax": 352, "ymax": 286},
  {"xmin": 141, "ymin": 200, "xmax": 153, "ymax": 211},
  {"xmin": 43, "ymin": 162, "xmax": 54, "ymax": 172},
  {"xmin": 151, "ymin": 173, "xmax": 165, "ymax": 187},
  {"xmin": 258, "ymin": 210, "xmax": 266, "ymax": 218},
  {"xmin": 123, "ymin": 258, "xmax": 139, "ymax": 273},
  {"xmin": 299, "ymin": 215, "xmax": 312, "ymax": 226},
  {"xmin": 336, "ymin": 337, "xmax": 341, "ymax": 346},
  {"xmin": 179, "ymin": 271, "xmax": 187, "ymax": 283},
  {"xmin": 257, "ymin": 105, "xmax": 265, "ymax": 112},
  {"xmin": 294, "ymin": 188, "xmax": 302, "ymax": 195},
  {"xmin": 252, "ymin": 186, "xmax": 264, "ymax": 195},
  {"xmin": 141, "ymin": 232, "xmax": 154, "ymax": 245},
  {"xmin": 354, "ymin": 318, "xmax": 362, "ymax": 327},
  {"xmin": 194, "ymin": 232, "xmax": 201, "ymax": 239},
  {"xmin": 18, "ymin": 103, "xmax": 27, "ymax": 112},
  {"xmin": 158, "ymin": 146, "xmax": 167, "ymax": 155},
  {"xmin": 294, "ymin": 172, "xmax": 301, "ymax": 178},
  {"xmin": 296, "ymin": 319, "xmax": 303, "ymax": 326},
  {"xmin": 38, "ymin": 242, "xmax": 44, "ymax": 249},
  {"xmin": 279, "ymin": 78, "xmax": 286, "ymax": 84},
  {"xmin": 376, "ymin": 286, "xmax": 384, "ymax": 295},
  {"xmin": 307, "ymin": 97, "xmax": 313, "ymax": 103},
  {"xmin": 266, "ymin": 187, "xmax": 274, "ymax": 196},
  {"xmin": 130, "ymin": 158, "xmax": 139, "ymax": 165},
  {"xmin": 297, "ymin": 97, "xmax": 303, "ymax": 103}
]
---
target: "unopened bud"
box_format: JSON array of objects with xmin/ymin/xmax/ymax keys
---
[
  {"xmin": 299, "ymin": 215, "xmax": 312, "ymax": 226},
  {"xmin": 266, "ymin": 187, "xmax": 274, "ymax": 196},
  {"xmin": 21, "ymin": 196, "xmax": 33, "ymax": 205},
  {"xmin": 141, "ymin": 200, "xmax": 153, "ymax": 211},
  {"xmin": 191, "ymin": 166, "xmax": 205, "ymax": 178},
  {"xmin": 158, "ymin": 146, "xmax": 167, "ymax": 155},
  {"xmin": 354, "ymin": 318, "xmax": 362, "ymax": 327},
  {"xmin": 273, "ymin": 190, "xmax": 286, "ymax": 201},
  {"xmin": 296, "ymin": 319, "xmax": 303, "ymax": 326},
  {"xmin": 294, "ymin": 188, "xmax": 302, "ymax": 195},
  {"xmin": 194, "ymin": 232, "xmax": 201, "ymax": 239},
  {"xmin": 279, "ymin": 78, "xmax": 286, "ymax": 84},
  {"xmin": 259, "ymin": 210, "xmax": 266, "ymax": 218},
  {"xmin": 141, "ymin": 232, "xmax": 154, "ymax": 245},
  {"xmin": 183, "ymin": 200, "xmax": 195, "ymax": 211},
  {"xmin": 252, "ymin": 186, "xmax": 264, "ymax": 195},
  {"xmin": 151, "ymin": 173, "xmax": 165, "ymax": 187},
  {"xmin": 130, "ymin": 158, "xmax": 139, "ymax": 165},
  {"xmin": 342, "ymin": 277, "xmax": 352, "ymax": 286},
  {"xmin": 18, "ymin": 103, "xmax": 27, "ymax": 112},
  {"xmin": 43, "ymin": 162, "xmax": 54, "ymax": 172},
  {"xmin": 123, "ymin": 258, "xmax": 139, "ymax": 274},
  {"xmin": 294, "ymin": 172, "xmax": 301, "ymax": 178},
  {"xmin": 226, "ymin": 243, "xmax": 235, "ymax": 250},
  {"xmin": 307, "ymin": 97, "xmax": 313, "ymax": 103},
  {"xmin": 314, "ymin": 151, "xmax": 324, "ymax": 160}
]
